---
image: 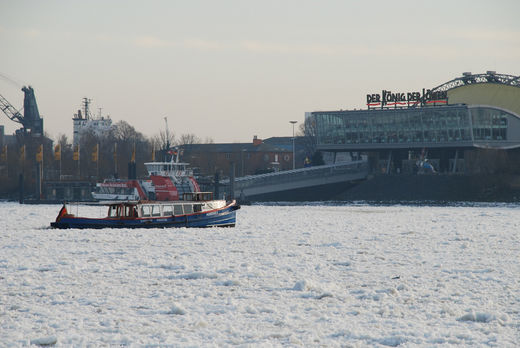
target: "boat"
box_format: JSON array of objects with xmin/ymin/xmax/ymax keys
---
[
  {"xmin": 91, "ymin": 150, "xmax": 200, "ymax": 201},
  {"xmin": 50, "ymin": 192, "xmax": 240, "ymax": 229}
]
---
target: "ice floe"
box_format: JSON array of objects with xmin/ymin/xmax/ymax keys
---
[{"xmin": 0, "ymin": 202, "xmax": 519, "ymax": 346}]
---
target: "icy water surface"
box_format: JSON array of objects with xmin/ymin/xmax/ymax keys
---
[{"xmin": 1, "ymin": 202, "xmax": 519, "ymax": 346}]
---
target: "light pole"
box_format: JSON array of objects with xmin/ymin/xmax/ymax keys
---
[{"xmin": 290, "ymin": 120, "xmax": 297, "ymax": 170}]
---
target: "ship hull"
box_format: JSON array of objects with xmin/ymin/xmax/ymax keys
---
[{"xmin": 51, "ymin": 201, "xmax": 240, "ymax": 229}]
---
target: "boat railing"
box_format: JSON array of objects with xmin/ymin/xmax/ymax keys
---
[{"xmin": 144, "ymin": 162, "xmax": 194, "ymax": 177}]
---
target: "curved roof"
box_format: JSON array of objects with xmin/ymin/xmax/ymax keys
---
[
  {"xmin": 431, "ymin": 72, "xmax": 520, "ymax": 117},
  {"xmin": 431, "ymin": 72, "xmax": 520, "ymax": 92}
]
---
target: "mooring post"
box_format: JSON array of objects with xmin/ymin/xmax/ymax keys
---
[
  {"xmin": 386, "ymin": 151, "xmax": 392, "ymax": 174},
  {"xmin": 452, "ymin": 149, "xmax": 459, "ymax": 173},
  {"xmin": 35, "ymin": 162, "xmax": 41, "ymax": 201},
  {"xmin": 18, "ymin": 173, "xmax": 24, "ymax": 203},
  {"xmin": 214, "ymin": 171, "xmax": 220, "ymax": 200},
  {"xmin": 229, "ymin": 162, "xmax": 235, "ymax": 200}
]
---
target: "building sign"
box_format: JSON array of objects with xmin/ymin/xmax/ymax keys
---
[{"xmin": 366, "ymin": 89, "xmax": 448, "ymax": 109}]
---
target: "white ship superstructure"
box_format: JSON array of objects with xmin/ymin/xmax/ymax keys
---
[{"xmin": 72, "ymin": 97, "xmax": 112, "ymax": 146}]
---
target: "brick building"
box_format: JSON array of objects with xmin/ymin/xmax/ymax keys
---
[{"xmin": 180, "ymin": 136, "xmax": 296, "ymax": 177}]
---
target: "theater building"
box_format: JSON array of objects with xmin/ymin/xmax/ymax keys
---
[{"xmin": 309, "ymin": 72, "xmax": 520, "ymax": 175}]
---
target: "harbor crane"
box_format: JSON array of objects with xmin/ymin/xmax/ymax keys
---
[{"xmin": 0, "ymin": 86, "xmax": 44, "ymax": 136}]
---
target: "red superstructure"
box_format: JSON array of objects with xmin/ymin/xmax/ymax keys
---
[{"xmin": 92, "ymin": 151, "xmax": 199, "ymax": 201}]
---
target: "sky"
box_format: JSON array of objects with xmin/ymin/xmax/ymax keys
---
[{"xmin": 1, "ymin": 0, "xmax": 519, "ymax": 143}]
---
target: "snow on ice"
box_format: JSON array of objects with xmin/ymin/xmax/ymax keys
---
[{"xmin": 1, "ymin": 202, "xmax": 519, "ymax": 346}]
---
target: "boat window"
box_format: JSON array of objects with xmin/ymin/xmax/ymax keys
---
[
  {"xmin": 108, "ymin": 205, "xmax": 119, "ymax": 217},
  {"xmin": 124, "ymin": 205, "xmax": 138, "ymax": 217},
  {"xmin": 163, "ymin": 205, "xmax": 173, "ymax": 216},
  {"xmin": 152, "ymin": 205, "xmax": 161, "ymax": 217},
  {"xmin": 183, "ymin": 204, "xmax": 193, "ymax": 215},
  {"xmin": 173, "ymin": 204, "xmax": 183, "ymax": 216},
  {"xmin": 141, "ymin": 205, "xmax": 151, "ymax": 217},
  {"xmin": 193, "ymin": 204, "xmax": 202, "ymax": 213}
]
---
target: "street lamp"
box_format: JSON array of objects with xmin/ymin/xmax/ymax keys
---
[{"xmin": 290, "ymin": 120, "xmax": 297, "ymax": 170}]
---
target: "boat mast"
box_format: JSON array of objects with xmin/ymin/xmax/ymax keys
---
[{"xmin": 83, "ymin": 97, "xmax": 91, "ymax": 120}]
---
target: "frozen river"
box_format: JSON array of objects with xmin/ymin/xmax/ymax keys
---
[{"xmin": 1, "ymin": 202, "xmax": 519, "ymax": 346}]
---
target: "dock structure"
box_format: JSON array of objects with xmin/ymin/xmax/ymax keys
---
[{"xmin": 225, "ymin": 160, "xmax": 369, "ymax": 201}]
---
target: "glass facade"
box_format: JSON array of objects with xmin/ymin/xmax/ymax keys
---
[
  {"xmin": 471, "ymin": 107, "xmax": 508, "ymax": 141},
  {"xmin": 314, "ymin": 105, "xmax": 512, "ymax": 147}
]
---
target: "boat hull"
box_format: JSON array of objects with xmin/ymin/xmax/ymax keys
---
[{"xmin": 50, "ymin": 203, "xmax": 239, "ymax": 229}]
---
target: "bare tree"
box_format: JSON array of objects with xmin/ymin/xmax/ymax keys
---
[
  {"xmin": 112, "ymin": 120, "xmax": 145, "ymax": 143},
  {"xmin": 177, "ymin": 133, "xmax": 201, "ymax": 145},
  {"xmin": 152, "ymin": 129, "xmax": 176, "ymax": 151},
  {"xmin": 56, "ymin": 134, "xmax": 70, "ymax": 150},
  {"xmin": 297, "ymin": 116, "xmax": 320, "ymax": 163}
]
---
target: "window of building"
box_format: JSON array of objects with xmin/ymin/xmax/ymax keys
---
[
  {"xmin": 471, "ymin": 107, "xmax": 509, "ymax": 141},
  {"xmin": 314, "ymin": 106, "xmax": 475, "ymax": 147}
]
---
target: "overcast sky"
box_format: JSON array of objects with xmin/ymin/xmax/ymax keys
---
[{"xmin": 1, "ymin": 0, "xmax": 519, "ymax": 143}]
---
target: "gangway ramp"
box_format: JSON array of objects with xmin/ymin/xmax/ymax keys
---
[{"xmin": 227, "ymin": 160, "xmax": 369, "ymax": 201}]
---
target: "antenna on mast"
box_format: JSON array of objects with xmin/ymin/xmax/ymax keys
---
[{"xmin": 82, "ymin": 97, "xmax": 92, "ymax": 120}]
